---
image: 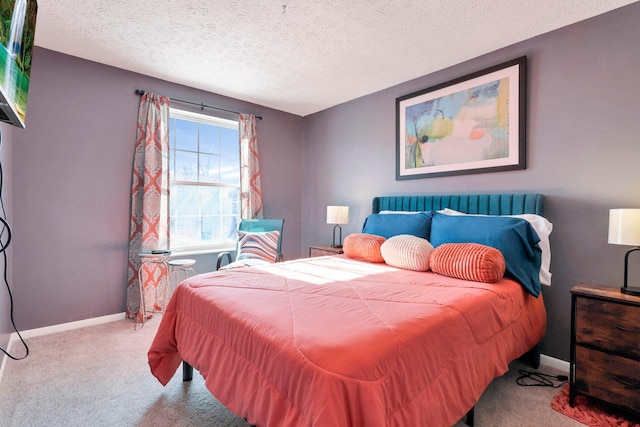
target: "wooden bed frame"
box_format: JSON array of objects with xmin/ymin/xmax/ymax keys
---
[{"xmin": 179, "ymin": 192, "xmax": 546, "ymax": 427}]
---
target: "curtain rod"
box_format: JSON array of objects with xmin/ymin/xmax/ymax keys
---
[{"xmin": 134, "ymin": 89, "xmax": 262, "ymax": 120}]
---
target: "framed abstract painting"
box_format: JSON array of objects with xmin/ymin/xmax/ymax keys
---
[{"xmin": 396, "ymin": 56, "xmax": 526, "ymax": 180}]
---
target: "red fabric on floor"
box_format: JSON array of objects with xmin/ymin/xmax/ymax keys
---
[{"xmin": 551, "ymin": 385, "xmax": 640, "ymax": 427}]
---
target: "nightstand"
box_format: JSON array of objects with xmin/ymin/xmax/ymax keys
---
[
  {"xmin": 309, "ymin": 244, "xmax": 344, "ymax": 257},
  {"xmin": 570, "ymin": 283, "xmax": 640, "ymax": 415}
]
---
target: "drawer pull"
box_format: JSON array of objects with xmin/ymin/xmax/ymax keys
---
[
  {"xmin": 615, "ymin": 325, "xmax": 640, "ymax": 334},
  {"xmin": 615, "ymin": 377, "xmax": 640, "ymax": 390}
]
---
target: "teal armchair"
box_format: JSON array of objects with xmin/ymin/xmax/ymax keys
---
[{"xmin": 216, "ymin": 219, "xmax": 285, "ymax": 270}]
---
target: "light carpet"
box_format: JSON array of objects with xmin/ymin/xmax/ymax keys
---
[{"xmin": 0, "ymin": 316, "xmax": 583, "ymax": 427}]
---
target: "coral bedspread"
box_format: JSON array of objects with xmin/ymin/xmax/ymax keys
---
[{"xmin": 148, "ymin": 255, "xmax": 546, "ymax": 427}]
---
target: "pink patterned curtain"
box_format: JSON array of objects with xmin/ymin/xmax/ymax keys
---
[
  {"xmin": 239, "ymin": 113, "xmax": 263, "ymax": 219},
  {"xmin": 126, "ymin": 93, "xmax": 170, "ymax": 321}
]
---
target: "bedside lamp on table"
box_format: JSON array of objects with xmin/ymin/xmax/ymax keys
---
[
  {"xmin": 608, "ymin": 208, "xmax": 640, "ymax": 296},
  {"xmin": 327, "ymin": 206, "xmax": 349, "ymax": 248}
]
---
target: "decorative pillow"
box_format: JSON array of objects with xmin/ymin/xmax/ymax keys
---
[
  {"xmin": 429, "ymin": 243, "xmax": 506, "ymax": 283},
  {"xmin": 380, "ymin": 234, "xmax": 434, "ymax": 271},
  {"xmin": 429, "ymin": 213, "xmax": 542, "ymax": 296},
  {"xmin": 362, "ymin": 212, "xmax": 433, "ymax": 239},
  {"xmin": 343, "ymin": 233, "xmax": 386, "ymax": 263},
  {"xmin": 236, "ymin": 230, "xmax": 280, "ymax": 263},
  {"xmin": 439, "ymin": 208, "xmax": 553, "ymax": 286}
]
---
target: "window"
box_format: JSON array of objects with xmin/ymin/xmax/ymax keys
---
[{"xmin": 169, "ymin": 109, "xmax": 240, "ymax": 253}]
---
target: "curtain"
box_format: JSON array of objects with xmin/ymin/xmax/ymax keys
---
[
  {"xmin": 126, "ymin": 93, "xmax": 170, "ymax": 321},
  {"xmin": 239, "ymin": 113, "xmax": 263, "ymax": 219}
]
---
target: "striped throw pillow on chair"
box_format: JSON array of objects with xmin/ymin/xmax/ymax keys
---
[{"xmin": 236, "ymin": 230, "xmax": 280, "ymax": 263}]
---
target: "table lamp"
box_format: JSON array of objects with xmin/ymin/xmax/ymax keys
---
[
  {"xmin": 608, "ymin": 208, "xmax": 640, "ymax": 296},
  {"xmin": 327, "ymin": 206, "xmax": 349, "ymax": 248}
]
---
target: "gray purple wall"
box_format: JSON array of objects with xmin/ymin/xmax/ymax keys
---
[
  {"xmin": 302, "ymin": 3, "xmax": 640, "ymax": 361},
  {"xmin": 3, "ymin": 2, "xmax": 640, "ymax": 363},
  {"xmin": 8, "ymin": 47, "xmax": 303, "ymax": 331},
  {"xmin": 0, "ymin": 123, "xmax": 12, "ymax": 354}
]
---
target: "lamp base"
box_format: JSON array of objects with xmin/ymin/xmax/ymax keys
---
[
  {"xmin": 621, "ymin": 286, "xmax": 640, "ymax": 297},
  {"xmin": 331, "ymin": 224, "xmax": 343, "ymax": 248}
]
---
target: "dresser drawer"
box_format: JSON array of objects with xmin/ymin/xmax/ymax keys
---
[
  {"xmin": 575, "ymin": 298, "xmax": 640, "ymax": 359},
  {"xmin": 575, "ymin": 346, "xmax": 640, "ymax": 412}
]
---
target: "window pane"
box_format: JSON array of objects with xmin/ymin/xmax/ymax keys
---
[
  {"xmin": 222, "ymin": 215, "xmax": 239, "ymax": 239},
  {"xmin": 220, "ymin": 128, "xmax": 239, "ymax": 185},
  {"xmin": 220, "ymin": 187, "xmax": 240, "ymax": 215},
  {"xmin": 173, "ymin": 119, "xmax": 198, "ymax": 151},
  {"xmin": 199, "ymin": 153, "xmax": 220, "ymax": 183},
  {"xmin": 170, "ymin": 185, "xmax": 200, "ymax": 215},
  {"xmin": 220, "ymin": 156, "xmax": 239, "ymax": 185},
  {"xmin": 199, "ymin": 124, "xmax": 219, "ymax": 154},
  {"xmin": 221, "ymin": 127, "xmax": 239, "ymax": 162},
  {"xmin": 174, "ymin": 151, "xmax": 198, "ymax": 182},
  {"xmin": 170, "ymin": 216, "xmax": 200, "ymax": 249}
]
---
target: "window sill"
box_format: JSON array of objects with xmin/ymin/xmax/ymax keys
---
[{"xmin": 170, "ymin": 246, "xmax": 235, "ymax": 257}]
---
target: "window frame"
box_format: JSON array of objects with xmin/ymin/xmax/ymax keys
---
[{"xmin": 168, "ymin": 108, "xmax": 241, "ymax": 254}]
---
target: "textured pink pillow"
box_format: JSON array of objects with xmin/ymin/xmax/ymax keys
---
[
  {"xmin": 429, "ymin": 243, "xmax": 506, "ymax": 283},
  {"xmin": 343, "ymin": 233, "xmax": 386, "ymax": 263},
  {"xmin": 380, "ymin": 234, "xmax": 434, "ymax": 271}
]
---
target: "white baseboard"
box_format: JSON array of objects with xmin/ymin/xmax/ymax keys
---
[
  {"xmin": 0, "ymin": 312, "xmax": 126, "ymax": 385},
  {"xmin": 0, "ymin": 341, "xmax": 9, "ymax": 385},
  {"xmin": 540, "ymin": 354, "xmax": 570, "ymax": 373},
  {"xmin": 9, "ymin": 312, "xmax": 126, "ymax": 341}
]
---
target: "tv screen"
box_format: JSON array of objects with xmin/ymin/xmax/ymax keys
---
[{"xmin": 0, "ymin": 0, "xmax": 37, "ymax": 128}]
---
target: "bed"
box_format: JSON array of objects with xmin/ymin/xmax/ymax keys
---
[{"xmin": 148, "ymin": 193, "xmax": 549, "ymax": 427}]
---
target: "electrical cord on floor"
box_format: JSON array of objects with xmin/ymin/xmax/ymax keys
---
[
  {"xmin": 0, "ymin": 131, "xmax": 29, "ymax": 361},
  {"xmin": 516, "ymin": 370, "xmax": 568, "ymax": 388}
]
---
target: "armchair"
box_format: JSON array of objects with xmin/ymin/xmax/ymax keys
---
[{"xmin": 216, "ymin": 219, "xmax": 285, "ymax": 270}]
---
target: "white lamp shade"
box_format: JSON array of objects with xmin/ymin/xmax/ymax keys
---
[
  {"xmin": 327, "ymin": 206, "xmax": 349, "ymax": 225},
  {"xmin": 608, "ymin": 209, "xmax": 640, "ymax": 246}
]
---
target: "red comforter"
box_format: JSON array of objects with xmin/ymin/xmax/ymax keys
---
[{"xmin": 148, "ymin": 255, "xmax": 546, "ymax": 427}]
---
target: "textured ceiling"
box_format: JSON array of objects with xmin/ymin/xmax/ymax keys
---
[{"xmin": 34, "ymin": 0, "xmax": 637, "ymax": 116}]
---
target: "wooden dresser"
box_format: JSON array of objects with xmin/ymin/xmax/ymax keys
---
[{"xmin": 570, "ymin": 283, "xmax": 640, "ymax": 415}]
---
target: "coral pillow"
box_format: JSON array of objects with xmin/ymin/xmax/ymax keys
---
[
  {"xmin": 429, "ymin": 243, "xmax": 506, "ymax": 283},
  {"xmin": 380, "ymin": 234, "xmax": 434, "ymax": 271},
  {"xmin": 343, "ymin": 233, "xmax": 386, "ymax": 263}
]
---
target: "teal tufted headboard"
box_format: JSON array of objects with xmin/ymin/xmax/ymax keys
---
[{"xmin": 372, "ymin": 193, "xmax": 543, "ymax": 216}]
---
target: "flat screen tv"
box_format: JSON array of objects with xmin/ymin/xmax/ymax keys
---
[{"xmin": 0, "ymin": 0, "xmax": 37, "ymax": 128}]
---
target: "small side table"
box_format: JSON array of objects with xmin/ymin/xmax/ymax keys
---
[
  {"xmin": 137, "ymin": 252, "xmax": 170, "ymax": 328},
  {"xmin": 309, "ymin": 244, "xmax": 344, "ymax": 257},
  {"xmin": 570, "ymin": 283, "xmax": 640, "ymax": 414}
]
